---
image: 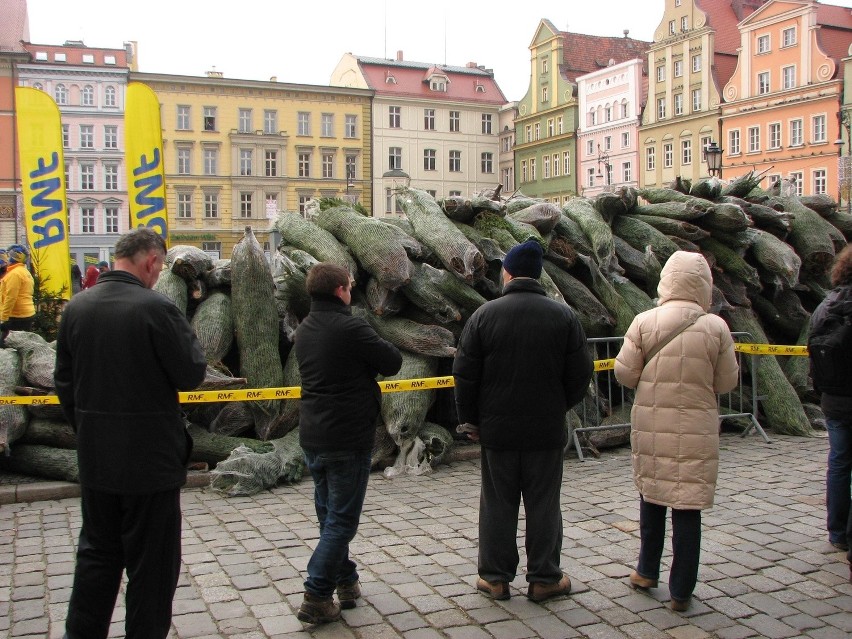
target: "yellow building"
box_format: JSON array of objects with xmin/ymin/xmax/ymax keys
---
[{"xmin": 132, "ymin": 71, "xmax": 373, "ymax": 257}]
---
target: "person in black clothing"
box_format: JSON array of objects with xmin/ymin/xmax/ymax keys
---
[
  {"xmin": 54, "ymin": 228, "xmax": 207, "ymax": 639},
  {"xmin": 808, "ymin": 244, "xmax": 852, "ymax": 581},
  {"xmin": 294, "ymin": 263, "xmax": 402, "ymax": 624},
  {"xmin": 453, "ymin": 240, "xmax": 593, "ymax": 603}
]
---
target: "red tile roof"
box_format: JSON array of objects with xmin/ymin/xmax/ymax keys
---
[
  {"xmin": 816, "ymin": 3, "xmax": 852, "ymax": 74},
  {"xmin": 354, "ymin": 56, "xmax": 507, "ymax": 105},
  {"xmin": 817, "ymin": 2, "xmax": 852, "ymax": 28},
  {"xmin": 558, "ymin": 32, "xmax": 651, "ymax": 84},
  {"xmin": 0, "ymin": 0, "xmax": 29, "ymax": 54},
  {"xmin": 21, "ymin": 42, "xmax": 130, "ymax": 67},
  {"xmin": 696, "ymin": 0, "xmax": 768, "ymax": 55}
]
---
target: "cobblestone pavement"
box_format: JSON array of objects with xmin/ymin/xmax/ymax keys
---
[{"xmin": 1, "ymin": 433, "xmax": 851, "ymax": 638}]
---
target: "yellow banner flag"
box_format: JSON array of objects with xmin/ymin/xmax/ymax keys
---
[
  {"xmin": 15, "ymin": 87, "xmax": 72, "ymax": 299},
  {"xmin": 125, "ymin": 83, "xmax": 168, "ymax": 243}
]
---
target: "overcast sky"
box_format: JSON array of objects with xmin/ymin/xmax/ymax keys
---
[{"xmin": 24, "ymin": 0, "xmax": 852, "ymax": 102}]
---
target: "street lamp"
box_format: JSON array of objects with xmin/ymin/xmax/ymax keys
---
[
  {"xmin": 704, "ymin": 141, "xmax": 723, "ymax": 178},
  {"xmin": 595, "ymin": 144, "xmax": 611, "ymax": 188},
  {"xmin": 836, "ymin": 110, "xmax": 851, "ymax": 215}
]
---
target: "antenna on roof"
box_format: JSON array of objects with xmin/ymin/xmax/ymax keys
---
[{"xmin": 444, "ymin": 9, "xmax": 447, "ymax": 66}]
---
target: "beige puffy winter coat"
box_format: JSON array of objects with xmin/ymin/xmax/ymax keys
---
[{"xmin": 614, "ymin": 251, "xmax": 739, "ymax": 510}]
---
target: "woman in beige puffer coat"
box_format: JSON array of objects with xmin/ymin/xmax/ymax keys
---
[{"xmin": 615, "ymin": 251, "xmax": 739, "ymax": 612}]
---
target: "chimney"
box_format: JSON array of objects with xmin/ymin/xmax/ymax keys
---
[
  {"xmin": 269, "ymin": 76, "xmax": 277, "ymax": 82},
  {"xmin": 623, "ymin": 29, "xmax": 629, "ymax": 38},
  {"xmin": 467, "ymin": 61, "xmax": 478, "ymax": 68},
  {"xmin": 396, "ymin": 50, "xmax": 403, "ymax": 61}
]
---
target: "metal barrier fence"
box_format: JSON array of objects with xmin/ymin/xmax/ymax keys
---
[{"xmin": 571, "ymin": 331, "xmax": 770, "ymax": 462}]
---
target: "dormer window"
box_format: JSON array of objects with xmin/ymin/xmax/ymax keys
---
[
  {"xmin": 425, "ymin": 67, "xmax": 449, "ymax": 92},
  {"xmin": 431, "ymin": 80, "xmax": 446, "ymax": 91},
  {"xmin": 35, "ymin": 51, "xmax": 47, "ymax": 61},
  {"xmin": 475, "ymin": 83, "xmax": 486, "ymax": 93},
  {"xmin": 386, "ymin": 73, "xmax": 397, "ymax": 84}
]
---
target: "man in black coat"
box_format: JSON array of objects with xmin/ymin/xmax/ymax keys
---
[
  {"xmin": 55, "ymin": 228, "xmax": 207, "ymax": 639},
  {"xmin": 294, "ymin": 263, "xmax": 402, "ymax": 624},
  {"xmin": 453, "ymin": 240, "xmax": 593, "ymax": 603}
]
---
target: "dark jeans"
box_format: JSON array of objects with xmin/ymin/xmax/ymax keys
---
[
  {"xmin": 636, "ymin": 496, "xmax": 701, "ymax": 601},
  {"xmin": 479, "ymin": 447, "xmax": 564, "ymax": 584},
  {"xmin": 303, "ymin": 448, "xmax": 372, "ymax": 598},
  {"xmin": 826, "ymin": 417, "xmax": 852, "ymax": 547},
  {"xmin": 65, "ymin": 487, "xmax": 182, "ymax": 639}
]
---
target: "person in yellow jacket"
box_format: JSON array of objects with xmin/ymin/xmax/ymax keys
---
[{"xmin": 0, "ymin": 244, "xmax": 36, "ymax": 345}]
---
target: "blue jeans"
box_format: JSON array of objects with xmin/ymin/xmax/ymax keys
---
[
  {"xmin": 303, "ymin": 449, "xmax": 372, "ymax": 598},
  {"xmin": 826, "ymin": 418, "xmax": 852, "ymax": 545}
]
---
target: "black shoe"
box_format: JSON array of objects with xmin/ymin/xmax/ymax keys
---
[{"xmin": 830, "ymin": 540, "xmax": 849, "ymax": 552}]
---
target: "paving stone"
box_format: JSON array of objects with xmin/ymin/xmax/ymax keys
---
[{"xmin": 738, "ymin": 613, "xmax": 800, "ymax": 639}]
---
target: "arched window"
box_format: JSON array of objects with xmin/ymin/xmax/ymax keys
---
[
  {"xmin": 54, "ymin": 84, "xmax": 68, "ymax": 105},
  {"xmin": 104, "ymin": 86, "xmax": 116, "ymax": 107},
  {"xmin": 588, "ymin": 108, "xmax": 596, "ymax": 126},
  {"xmin": 621, "ymin": 99, "xmax": 629, "ymax": 118},
  {"xmin": 82, "ymin": 85, "xmax": 94, "ymax": 106}
]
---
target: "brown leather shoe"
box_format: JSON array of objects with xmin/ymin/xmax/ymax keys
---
[
  {"xmin": 670, "ymin": 597, "xmax": 691, "ymax": 612},
  {"xmin": 476, "ymin": 577, "xmax": 510, "ymax": 600},
  {"xmin": 336, "ymin": 580, "xmax": 361, "ymax": 609},
  {"xmin": 629, "ymin": 570, "xmax": 658, "ymax": 589},
  {"xmin": 297, "ymin": 593, "xmax": 341, "ymax": 624},
  {"xmin": 527, "ymin": 574, "xmax": 572, "ymax": 602}
]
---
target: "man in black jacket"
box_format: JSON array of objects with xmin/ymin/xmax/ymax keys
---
[
  {"xmin": 295, "ymin": 263, "xmax": 402, "ymax": 624},
  {"xmin": 453, "ymin": 240, "xmax": 593, "ymax": 603},
  {"xmin": 55, "ymin": 228, "xmax": 207, "ymax": 639}
]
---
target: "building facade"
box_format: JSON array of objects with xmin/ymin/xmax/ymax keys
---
[
  {"xmin": 515, "ymin": 20, "xmax": 649, "ymax": 204},
  {"xmin": 499, "ymin": 101, "xmax": 518, "ymax": 194},
  {"xmin": 577, "ymin": 58, "xmax": 647, "ymax": 197},
  {"xmin": 721, "ymin": 0, "xmax": 852, "ymax": 196},
  {"xmin": 330, "ymin": 52, "xmax": 506, "ymax": 217},
  {"xmin": 134, "ymin": 71, "xmax": 373, "ymax": 256}
]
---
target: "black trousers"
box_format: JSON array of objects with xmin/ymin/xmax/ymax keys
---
[
  {"xmin": 479, "ymin": 447, "xmax": 564, "ymax": 584},
  {"xmin": 65, "ymin": 487, "xmax": 182, "ymax": 639},
  {"xmin": 635, "ymin": 496, "xmax": 702, "ymax": 601}
]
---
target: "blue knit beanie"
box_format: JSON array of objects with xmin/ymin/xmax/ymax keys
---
[
  {"xmin": 502, "ymin": 240, "xmax": 543, "ymax": 279},
  {"xmin": 7, "ymin": 245, "xmax": 28, "ymax": 263}
]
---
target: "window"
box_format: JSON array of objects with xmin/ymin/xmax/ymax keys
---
[
  {"xmin": 81, "ymin": 207, "xmax": 95, "ymax": 233},
  {"xmin": 563, "ymin": 151, "xmax": 571, "ymax": 175},
  {"xmin": 669, "ymin": 20, "xmax": 675, "ymax": 35},
  {"xmin": 757, "ymin": 71, "xmax": 770, "ymax": 95},
  {"xmin": 521, "ymin": 160, "xmax": 527, "ymax": 183},
  {"xmin": 389, "ymin": 106, "xmax": 401, "ymax": 128},
  {"xmin": 239, "ymin": 108, "xmax": 252, "ymax": 133},
  {"xmin": 769, "ymin": 123, "xmax": 781, "ymax": 150},
  {"xmin": 646, "ymin": 147, "xmax": 656, "ymax": 170},
  {"xmin": 623, "ymin": 161, "xmax": 632, "ymax": 183},
  {"xmin": 782, "ymin": 65, "xmax": 795, "ymax": 90},
  {"xmin": 203, "ymin": 148, "xmax": 218, "ymax": 175},
  {"xmin": 605, "ymin": 106, "xmax": 612, "ymax": 122},
  {"xmin": 813, "ymin": 169, "xmax": 826, "ymax": 195},
  {"xmin": 682, "ymin": 139, "xmax": 692, "ymax": 165},
  {"xmin": 298, "ymin": 152, "xmax": 311, "ymax": 177},
  {"xmin": 64, "ymin": 162, "xmax": 69, "ymax": 187},
  {"xmin": 790, "ymin": 171, "xmax": 803, "ymax": 196},
  {"xmin": 782, "ymin": 26, "xmax": 796, "ymax": 47},
  {"xmin": 203, "ymin": 106, "xmax": 216, "ymax": 131},
  {"xmin": 587, "ymin": 140, "xmax": 594, "ymax": 155},
  {"xmin": 55, "ymin": 84, "xmax": 68, "ymax": 105},
  {"xmin": 240, "ymin": 149, "xmax": 253, "ymax": 176},
  {"xmin": 656, "ymin": 65, "xmax": 665, "ymax": 82},
  {"xmin": 547, "ymin": 119, "xmax": 554, "ymax": 137},
  {"xmin": 674, "ymin": 93, "xmax": 683, "ymax": 115},
  {"xmin": 448, "ymin": 191, "xmax": 462, "ymax": 198},
  {"xmin": 322, "ymin": 153, "xmax": 334, "ymax": 178},
  {"xmin": 526, "ymin": 125, "xmax": 533, "ymax": 142},
  {"xmin": 541, "ymin": 86, "xmax": 548, "ymax": 102},
  {"xmin": 104, "ymin": 126, "xmax": 117, "ymax": 149},
  {"xmin": 657, "ymin": 97, "xmax": 666, "ymax": 119},
  {"xmin": 790, "ymin": 119, "xmax": 803, "ymax": 146},
  {"xmin": 692, "ymin": 54, "xmax": 702, "ymax": 73},
  {"xmin": 700, "ymin": 136, "xmax": 711, "ymax": 159},
  {"xmin": 105, "ymin": 207, "xmax": 119, "ymax": 233},
  {"xmin": 299, "ymin": 195, "xmax": 312, "ymax": 216},
  {"xmin": 589, "ymin": 109, "xmax": 597, "ymax": 126},
  {"xmin": 321, "ymin": 113, "xmax": 334, "ymax": 137},
  {"xmin": 298, "ymin": 112, "xmax": 311, "ymax": 136},
  {"xmin": 812, "ymin": 115, "xmax": 826, "ymax": 143},
  {"xmin": 552, "ymin": 153, "xmax": 560, "ymax": 177},
  {"xmin": 748, "ymin": 126, "xmax": 760, "ymax": 152},
  {"xmin": 502, "ymin": 136, "xmax": 512, "ymax": 152},
  {"xmin": 674, "ymin": 60, "xmax": 683, "ymax": 78},
  {"xmin": 240, "ymin": 193, "xmax": 252, "ymax": 218},
  {"xmin": 82, "ymin": 85, "xmax": 94, "ymax": 106},
  {"xmin": 204, "ymin": 193, "xmax": 219, "ymax": 218},
  {"xmin": 621, "ymin": 100, "xmax": 629, "ymax": 118},
  {"xmin": 424, "ymin": 149, "xmax": 436, "ymax": 171},
  {"xmin": 622, "ymin": 132, "xmax": 630, "ymax": 148},
  {"xmin": 449, "ymin": 150, "xmax": 461, "ymax": 172},
  {"xmin": 604, "ymin": 136, "xmax": 612, "ymax": 151},
  {"xmin": 177, "ymin": 148, "xmax": 191, "ymax": 175},
  {"xmin": 541, "ymin": 57, "xmax": 548, "ymax": 74},
  {"xmin": 663, "ymin": 144, "xmax": 673, "ymax": 168},
  {"xmin": 62, "ymin": 124, "xmax": 69, "ymax": 148},
  {"xmin": 449, "ymin": 111, "xmax": 460, "ymax": 132},
  {"xmin": 757, "ymin": 34, "xmax": 770, "ymax": 54},
  {"xmin": 529, "ymin": 158, "xmax": 536, "ymax": 181},
  {"xmin": 729, "ymin": 129, "xmax": 741, "ymax": 155},
  {"xmin": 482, "ymin": 114, "xmax": 493, "ymax": 135},
  {"xmin": 177, "ymin": 105, "xmax": 191, "ymax": 130},
  {"xmin": 104, "ymin": 86, "xmax": 116, "ymax": 107},
  {"xmin": 104, "ymin": 165, "xmax": 118, "ymax": 190},
  {"xmin": 104, "ymin": 55, "xmax": 115, "ymax": 65},
  {"xmin": 431, "ymin": 79, "xmax": 447, "ymax": 91},
  {"xmin": 264, "ymin": 110, "xmax": 278, "ymax": 134},
  {"xmin": 389, "ymin": 147, "xmax": 402, "ymax": 170},
  {"xmin": 265, "ymin": 150, "xmax": 277, "ymax": 177},
  {"xmin": 544, "ymin": 155, "xmax": 550, "ymax": 179},
  {"xmin": 345, "ymin": 114, "xmax": 357, "ymax": 138},
  {"xmin": 587, "ymin": 168, "xmax": 596, "ymax": 188},
  {"xmin": 177, "ymin": 193, "xmax": 192, "ymax": 219},
  {"xmin": 692, "ymin": 89, "xmax": 702, "ymax": 111},
  {"xmin": 502, "ymin": 167, "xmax": 513, "ymax": 191},
  {"xmin": 424, "ymin": 109, "xmax": 435, "ymax": 130},
  {"xmin": 80, "ymin": 125, "xmax": 93, "ymax": 149}
]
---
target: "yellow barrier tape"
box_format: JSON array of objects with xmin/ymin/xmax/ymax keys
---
[{"xmin": 0, "ymin": 345, "xmax": 808, "ymax": 405}]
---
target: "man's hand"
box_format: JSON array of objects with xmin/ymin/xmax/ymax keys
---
[{"xmin": 456, "ymin": 422, "xmax": 480, "ymax": 443}]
